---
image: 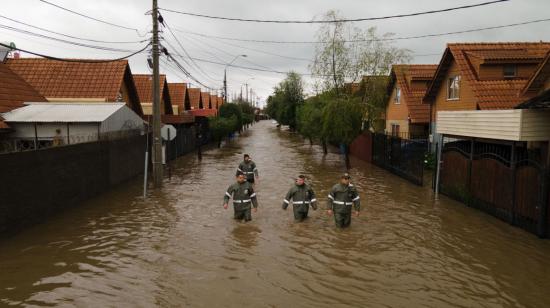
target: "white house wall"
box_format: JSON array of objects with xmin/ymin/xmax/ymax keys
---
[{"xmin": 437, "ymin": 109, "xmax": 550, "ymax": 141}]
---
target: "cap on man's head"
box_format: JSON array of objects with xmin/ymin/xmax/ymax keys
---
[
  {"xmin": 244, "ymin": 154, "xmax": 250, "ymax": 158},
  {"xmin": 297, "ymin": 175, "xmax": 306, "ymax": 180},
  {"xmin": 236, "ymin": 171, "xmax": 245, "ymax": 177},
  {"xmin": 341, "ymin": 173, "xmax": 351, "ymax": 179}
]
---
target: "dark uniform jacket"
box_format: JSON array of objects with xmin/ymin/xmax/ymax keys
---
[
  {"xmin": 224, "ymin": 181, "xmax": 259, "ymax": 210},
  {"xmin": 327, "ymin": 183, "xmax": 360, "ymax": 213},
  {"xmin": 237, "ymin": 161, "xmax": 258, "ymax": 181},
  {"xmin": 282, "ymin": 184, "xmax": 318, "ymax": 211}
]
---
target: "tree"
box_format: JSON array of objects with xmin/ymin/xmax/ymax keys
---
[
  {"xmin": 266, "ymin": 71, "xmax": 304, "ymax": 130},
  {"xmin": 218, "ymin": 103, "xmax": 243, "ymax": 132},
  {"xmin": 309, "ymin": 10, "xmax": 358, "ymax": 96},
  {"xmin": 208, "ymin": 116, "xmax": 237, "ymax": 148}
]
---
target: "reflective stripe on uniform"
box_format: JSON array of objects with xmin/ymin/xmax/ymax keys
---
[
  {"xmin": 310, "ymin": 198, "xmax": 317, "ymax": 202},
  {"xmin": 328, "ymin": 195, "xmax": 334, "ymax": 200},
  {"xmin": 283, "ymin": 199, "xmax": 290, "ymax": 204},
  {"xmin": 250, "ymin": 193, "xmax": 256, "ymax": 198},
  {"xmin": 225, "ymin": 192, "xmax": 232, "ymax": 197},
  {"xmin": 352, "ymin": 196, "xmax": 360, "ymax": 202},
  {"xmin": 237, "ymin": 168, "xmax": 243, "ymax": 172},
  {"xmin": 292, "ymin": 201, "xmax": 311, "ymax": 205},
  {"xmin": 233, "ymin": 199, "xmax": 252, "ymax": 203},
  {"xmin": 333, "ymin": 201, "xmax": 353, "ymax": 205}
]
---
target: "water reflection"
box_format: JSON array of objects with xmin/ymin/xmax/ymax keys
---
[{"xmin": 1, "ymin": 121, "xmax": 550, "ymax": 307}]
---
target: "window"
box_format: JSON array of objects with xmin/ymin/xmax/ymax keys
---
[
  {"xmin": 394, "ymin": 87, "xmax": 401, "ymax": 104},
  {"xmin": 391, "ymin": 124, "xmax": 400, "ymax": 137},
  {"xmin": 503, "ymin": 65, "xmax": 517, "ymax": 78},
  {"xmin": 447, "ymin": 75, "xmax": 461, "ymax": 100}
]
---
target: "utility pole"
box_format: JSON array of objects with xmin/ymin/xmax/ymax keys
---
[
  {"xmin": 152, "ymin": 0, "xmax": 163, "ymax": 187},
  {"xmin": 245, "ymin": 83, "xmax": 249, "ymax": 103},
  {"xmin": 223, "ymin": 70, "xmax": 227, "ymax": 104}
]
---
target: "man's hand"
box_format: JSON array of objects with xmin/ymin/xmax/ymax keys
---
[
  {"xmin": 252, "ymin": 207, "xmax": 258, "ymax": 213},
  {"xmin": 327, "ymin": 209, "xmax": 333, "ymax": 216},
  {"xmin": 223, "ymin": 203, "xmax": 228, "ymax": 209},
  {"xmin": 354, "ymin": 211, "xmax": 360, "ymax": 217}
]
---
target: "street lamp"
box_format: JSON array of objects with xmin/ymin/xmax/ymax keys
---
[{"xmin": 224, "ymin": 54, "xmax": 247, "ymax": 103}]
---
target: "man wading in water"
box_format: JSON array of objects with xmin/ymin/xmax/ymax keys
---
[
  {"xmin": 237, "ymin": 154, "xmax": 259, "ymax": 185},
  {"xmin": 282, "ymin": 175, "xmax": 318, "ymax": 222},
  {"xmin": 223, "ymin": 172, "xmax": 259, "ymax": 222},
  {"xmin": 327, "ymin": 173, "xmax": 360, "ymax": 228}
]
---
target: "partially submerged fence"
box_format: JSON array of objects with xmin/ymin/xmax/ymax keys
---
[
  {"xmin": 439, "ymin": 137, "xmax": 550, "ymax": 238},
  {"xmin": 372, "ymin": 133, "xmax": 429, "ymax": 186}
]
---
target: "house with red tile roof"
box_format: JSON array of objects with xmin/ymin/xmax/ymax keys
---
[
  {"xmin": 133, "ymin": 74, "xmax": 173, "ymax": 116},
  {"xmin": 0, "ymin": 63, "xmax": 47, "ymax": 133},
  {"xmin": 188, "ymin": 88, "xmax": 202, "ymax": 110},
  {"xmin": 168, "ymin": 82, "xmax": 191, "ymax": 114},
  {"xmin": 201, "ymin": 92, "xmax": 212, "ymax": 109},
  {"xmin": 385, "ymin": 64, "xmax": 437, "ymax": 138},
  {"xmin": 5, "ymin": 58, "xmax": 142, "ymax": 115},
  {"xmin": 429, "ymin": 43, "xmax": 550, "ymax": 163},
  {"xmin": 424, "ymin": 42, "xmax": 550, "ymax": 120}
]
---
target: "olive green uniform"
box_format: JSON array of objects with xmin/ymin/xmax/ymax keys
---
[
  {"xmin": 237, "ymin": 161, "xmax": 258, "ymax": 183},
  {"xmin": 224, "ymin": 181, "xmax": 258, "ymax": 222},
  {"xmin": 282, "ymin": 184, "xmax": 318, "ymax": 221},
  {"xmin": 327, "ymin": 183, "xmax": 360, "ymax": 228}
]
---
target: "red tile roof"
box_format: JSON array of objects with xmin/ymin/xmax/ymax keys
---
[
  {"xmin": 425, "ymin": 42, "xmax": 550, "ymax": 110},
  {"xmin": 133, "ymin": 74, "xmax": 166, "ymax": 103},
  {"xmin": 168, "ymin": 82, "xmax": 187, "ymax": 112},
  {"xmin": 133, "ymin": 74, "xmax": 173, "ymax": 114},
  {"xmin": 5, "ymin": 57, "xmax": 143, "ymax": 115},
  {"xmin": 6, "ymin": 58, "xmax": 128, "ymax": 101},
  {"xmin": 0, "ymin": 63, "xmax": 47, "ymax": 130},
  {"xmin": 188, "ymin": 88, "xmax": 202, "ymax": 109},
  {"xmin": 389, "ymin": 64, "xmax": 438, "ymax": 123},
  {"xmin": 201, "ymin": 92, "xmax": 211, "ymax": 109}
]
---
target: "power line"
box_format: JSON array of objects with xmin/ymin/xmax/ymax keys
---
[
  {"xmin": 160, "ymin": 0, "xmax": 509, "ymax": 24},
  {"xmin": 0, "ymin": 41, "xmax": 150, "ymax": 63},
  {"xmin": 161, "ymin": 16, "xmax": 221, "ymax": 84},
  {"xmin": 176, "ymin": 28, "xmax": 312, "ymax": 62},
  {"xmin": 39, "ymin": 0, "xmax": 145, "ymax": 36},
  {"xmin": 0, "ymin": 23, "xmax": 139, "ymax": 52},
  {"xmin": 177, "ymin": 17, "xmax": 550, "ymax": 45},
  {"xmin": 0, "ymin": 14, "xmax": 149, "ymax": 44}
]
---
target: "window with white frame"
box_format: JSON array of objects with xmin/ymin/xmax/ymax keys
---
[
  {"xmin": 394, "ymin": 87, "xmax": 401, "ymax": 104},
  {"xmin": 447, "ymin": 75, "xmax": 461, "ymax": 100}
]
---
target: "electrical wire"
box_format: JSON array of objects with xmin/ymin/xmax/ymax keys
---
[
  {"xmin": 160, "ymin": 0, "xmax": 509, "ymax": 24},
  {"xmin": 39, "ymin": 0, "xmax": 145, "ymax": 36},
  {"xmin": 176, "ymin": 17, "xmax": 550, "ymax": 45},
  {"xmin": 0, "ymin": 41, "xmax": 150, "ymax": 63},
  {"xmin": 0, "ymin": 23, "xmax": 138, "ymax": 52},
  {"xmin": 0, "ymin": 14, "xmax": 149, "ymax": 44}
]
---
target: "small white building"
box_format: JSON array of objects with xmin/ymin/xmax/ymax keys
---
[{"xmin": 1, "ymin": 102, "xmax": 144, "ymax": 149}]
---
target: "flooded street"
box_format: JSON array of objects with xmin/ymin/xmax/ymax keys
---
[{"xmin": 1, "ymin": 120, "xmax": 550, "ymax": 307}]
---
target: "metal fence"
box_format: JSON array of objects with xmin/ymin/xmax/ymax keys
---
[
  {"xmin": 372, "ymin": 133, "xmax": 429, "ymax": 186},
  {"xmin": 439, "ymin": 137, "xmax": 550, "ymax": 238}
]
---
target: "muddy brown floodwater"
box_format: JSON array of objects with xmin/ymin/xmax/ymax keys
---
[{"xmin": 1, "ymin": 121, "xmax": 550, "ymax": 307}]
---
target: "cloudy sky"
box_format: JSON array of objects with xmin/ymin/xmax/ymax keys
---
[{"xmin": 1, "ymin": 0, "xmax": 549, "ymax": 107}]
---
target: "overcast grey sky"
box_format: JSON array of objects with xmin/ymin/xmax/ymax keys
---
[{"xmin": 1, "ymin": 0, "xmax": 549, "ymax": 107}]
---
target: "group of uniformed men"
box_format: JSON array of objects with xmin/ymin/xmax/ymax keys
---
[{"xmin": 223, "ymin": 154, "xmax": 361, "ymax": 228}]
